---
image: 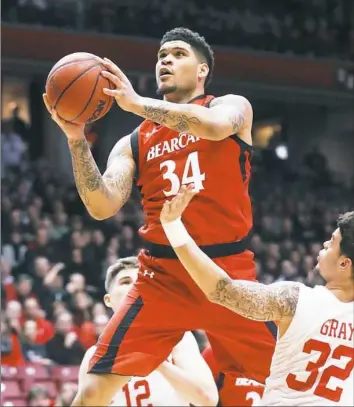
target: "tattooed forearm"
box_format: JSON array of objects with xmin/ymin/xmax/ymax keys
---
[
  {"xmin": 209, "ymin": 278, "xmax": 300, "ymax": 321},
  {"xmin": 129, "ymin": 95, "xmax": 252, "ymax": 140},
  {"xmin": 142, "ymin": 104, "xmax": 201, "ymax": 132},
  {"xmin": 68, "ymin": 139, "xmax": 105, "ymax": 206},
  {"xmin": 68, "ymin": 138, "xmax": 134, "ymax": 219}
]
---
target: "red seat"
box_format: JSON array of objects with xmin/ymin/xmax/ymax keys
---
[
  {"xmin": 20, "ymin": 365, "xmax": 51, "ymax": 392},
  {"xmin": 19, "ymin": 365, "xmax": 50, "ymax": 380},
  {"xmin": 52, "ymin": 366, "xmax": 79, "ymax": 383},
  {"xmin": 2, "ymin": 398, "xmax": 27, "ymax": 407},
  {"xmin": 1, "ymin": 381, "xmax": 21, "ymax": 399},
  {"xmin": 1, "ymin": 367, "xmax": 19, "ymax": 380}
]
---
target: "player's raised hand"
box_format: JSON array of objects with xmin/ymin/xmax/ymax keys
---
[
  {"xmin": 42, "ymin": 93, "xmax": 85, "ymax": 140},
  {"xmin": 160, "ymin": 184, "xmax": 198, "ymax": 224},
  {"xmin": 101, "ymin": 58, "xmax": 141, "ymax": 112}
]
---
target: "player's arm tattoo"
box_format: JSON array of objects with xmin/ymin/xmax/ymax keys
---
[
  {"xmin": 209, "ymin": 278, "xmax": 300, "ymax": 321},
  {"xmin": 68, "ymin": 139, "xmax": 102, "ymax": 198},
  {"xmin": 131, "ymin": 94, "xmax": 251, "ymax": 140},
  {"xmin": 209, "ymin": 96, "xmax": 248, "ymax": 134},
  {"xmin": 68, "ymin": 135, "xmax": 134, "ymax": 219},
  {"xmin": 141, "ymin": 103, "xmax": 201, "ymax": 132}
]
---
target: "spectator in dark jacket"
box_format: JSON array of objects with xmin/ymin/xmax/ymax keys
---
[
  {"xmin": 46, "ymin": 312, "xmax": 85, "ymax": 365},
  {"xmin": 21, "ymin": 320, "xmax": 52, "ymax": 365}
]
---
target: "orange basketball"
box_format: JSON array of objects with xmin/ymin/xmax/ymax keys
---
[{"xmin": 45, "ymin": 52, "xmax": 114, "ymax": 124}]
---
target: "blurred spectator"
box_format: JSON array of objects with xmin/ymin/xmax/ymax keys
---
[
  {"xmin": 20, "ymin": 320, "xmax": 53, "ymax": 365},
  {"xmin": 1, "ymin": 122, "xmax": 26, "ymax": 175},
  {"xmin": 2, "ymin": 231, "xmax": 27, "ymax": 269},
  {"xmin": 119, "ymin": 224, "xmax": 136, "ymax": 257},
  {"xmin": 16, "ymin": 274, "xmax": 37, "ymax": 304},
  {"xmin": 50, "ymin": 211, "xmax": 69, "ymax": 240},
  {"xmin": 79, "ymin": 313, "xmax": 109, "ymax": 350},
  {"xmin": 27, "ymin": 385, "xmax": 54, "ymax": 407},
  {"xmin": 9, "ymin": 105, "xmax": 29, "ymax": 142},
  {"xmin": 1, "ymin": 315, "xmax": 25, "ymax": 366},
  {"xmin": 46, "ymin": 312, "xmax": 85, "ymax": 365},
  {"xmin": 1, "ymin": 259, "xmax": 18, "ymax": 302},
  {"xmin": 92, "ymin": 302, "xmax": 108, "ymax": 318},
  {"xmin": 26, "ymin": 226, "xmax": 57, "ymax": 264},
  {"xmin": 71, "ymin": 290, "xmax": 93, "ymax": 326},
  {"xmin": 22, "ymin": 298, "xmax": 55, "ymax": 344},
  {"xmin": 66, "ymin": 272, "xmax": 86, "ymax": 294},
  {"xmin": 5, "ymin": 300, "xmax": 23, "ymax": 335},
  {"xmin": 42, "ymin": 262, "xmax": 68, "ymax": 305}
]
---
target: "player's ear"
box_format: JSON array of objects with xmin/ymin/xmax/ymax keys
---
[
  {"xmin": 339, "ymin": 257, "xmax": 351, "ymax": 270},
  {"xmin": 103, "ymin": 294, "xmax": 111, "ymax": 308},
  {"xmin": 198, "ymin": 63, "xmax": 209, "ymax": 81}
]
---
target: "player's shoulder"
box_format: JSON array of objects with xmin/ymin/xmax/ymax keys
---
[
  {"xmin": 298, "ymin": 284, "xmax": 329, "ymax": 301},
  {"xmin": 210, "ymin": 94, "xmax": 252, "ymax": 108}
]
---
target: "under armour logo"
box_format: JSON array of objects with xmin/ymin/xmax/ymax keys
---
[
  {"xmin": 146, "ymin": 127, "xmax": 158, "ymax": 139},
  {"xmin": 143, "ymin": 270, "xmax": 155, "ymax": 279}
]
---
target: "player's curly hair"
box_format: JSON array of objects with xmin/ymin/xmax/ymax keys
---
[
  {"xmin": 161, "ymin": 27, "xmax": 215, "ymax": 88},
  {"xmin": 104, "ymin": 257, "xmax": 139, "ymax": 292},
  {"xmin": 337, "ymin": 211, "xmax": 354, "ymax": 278}
]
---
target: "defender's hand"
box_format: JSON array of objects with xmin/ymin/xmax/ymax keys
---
[
  {"xmin": 160, "ymin": 184, "xmax": 198, "ymax": 224},
  {"xmin": 101, "ymin": 58, "xmax": 141, "ymax": 112},
  {"xmin": 42, "ymin": 93, "xmax": 85, "ymax": 140}
]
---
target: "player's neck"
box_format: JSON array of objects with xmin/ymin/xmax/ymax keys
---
[
  {"xmin": 326, "ymin": 280, "xmax": 354, "ymax": 303},
  {"xmin": 164, "ymin": 87, "xmax": 206, "ymax": 104}
]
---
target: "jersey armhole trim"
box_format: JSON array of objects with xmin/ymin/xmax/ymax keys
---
[
  {"xmin": 130, "ymin": 126, "xmax": 140, "ymax": 181},
  {"xmin": 277, "ymin": 283, "xmax": 309, "ymax": 344}
]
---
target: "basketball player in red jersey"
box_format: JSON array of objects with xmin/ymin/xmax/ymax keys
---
[
  {"xmin": 203, "ymin": 345, "xmax": 264, "ymax": 407},
  {"xmin": 43, "ymin": 28, "xmax": 276, "ymax": 406}
]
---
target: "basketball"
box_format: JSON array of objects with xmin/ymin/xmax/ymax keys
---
[{"xmin": 45, "ymin": 52, "xmax": 114, "ymax": 124}]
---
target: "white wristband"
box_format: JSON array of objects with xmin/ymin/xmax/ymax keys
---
[{"xmin": 162, "ymin": 218, "xmax": 191, "ymax": 247}]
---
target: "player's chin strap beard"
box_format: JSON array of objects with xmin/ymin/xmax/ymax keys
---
[{"xmin": 156, "ymin": 85, "xmax": 178, "ymax": 96}]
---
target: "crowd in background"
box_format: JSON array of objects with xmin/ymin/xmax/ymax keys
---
[{"xmin": 2, "ymin": 0, "xmax": 353, "ymax": 60}]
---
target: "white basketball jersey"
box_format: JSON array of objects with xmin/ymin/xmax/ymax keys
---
[
  {"xmin": 111, "ymin": 369, "xmax": 189, "ymax": 406},
  {"xmin": 262, "ymin": 285, "xmax": 354, "ymax": 406}
]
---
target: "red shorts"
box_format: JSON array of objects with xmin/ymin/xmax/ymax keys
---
[
  {"xmin": 89, "ymin": 250, "xmax": 276, "ymax": 382},
  {"xmin": 203, "ymin": 346, "xmax": 264, "ymax": 406},
  {"xmin": 218, "ymin": 373, "xmax": 264, "ymax": 407}
]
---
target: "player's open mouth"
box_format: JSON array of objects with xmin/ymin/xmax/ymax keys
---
[{"xmin": 159, "ymin": 68, "xmax": 173, "ymax": 77}]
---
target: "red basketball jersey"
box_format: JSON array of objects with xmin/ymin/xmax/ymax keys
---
[
  {"xmin": 203, "ymin": 346, "xmax": 264, "ymax": 407},
  {"xmin": 131, "ymin": 94, "xmax": 253, "ymax": 246}
]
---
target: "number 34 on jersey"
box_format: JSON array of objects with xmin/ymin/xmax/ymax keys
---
[{"xmin": 160, "ymin": 151, "xmax": 205, "ymax": 197}]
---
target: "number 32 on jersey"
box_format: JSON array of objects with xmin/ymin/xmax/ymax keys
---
[
  {"xmin": 160, "ymin": 151, "xmax": 205, "ymax": 197},
  {"xmin": 286, "ymin": 339, "xmax": 354, "ymax": 402}
]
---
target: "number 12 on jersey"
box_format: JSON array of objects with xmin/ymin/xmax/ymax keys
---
[
  {"xmin": 122, "ymin": 380, "xmax": 152, "ymax": 407},
  {"xmin": 160, "ymin": 151, "xmax": 205, "ymax": 197}
]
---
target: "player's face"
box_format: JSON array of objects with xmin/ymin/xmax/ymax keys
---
[
  {"xmin": 156, "ymin": 41, "xmax": 207, "ymax": 97},
  {"xmin": 316, "ymin": 228, "xmax": 349, "ymax": 281},
  {"xmin": 104, "ymin": 269, "xmax": 138, "ymax": 312}
]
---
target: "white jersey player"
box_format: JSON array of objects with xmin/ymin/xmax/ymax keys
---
[
  {"xmin": 159, "ymin": 185, "xmax": 354, "ymax": 406},
  {"xmin": 262, "ymin": 284, "xmax": 353, "ymax": 406},
  {"xmin": 78, "ymin": 257, "xmax": 218, "ymax": 406}
]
